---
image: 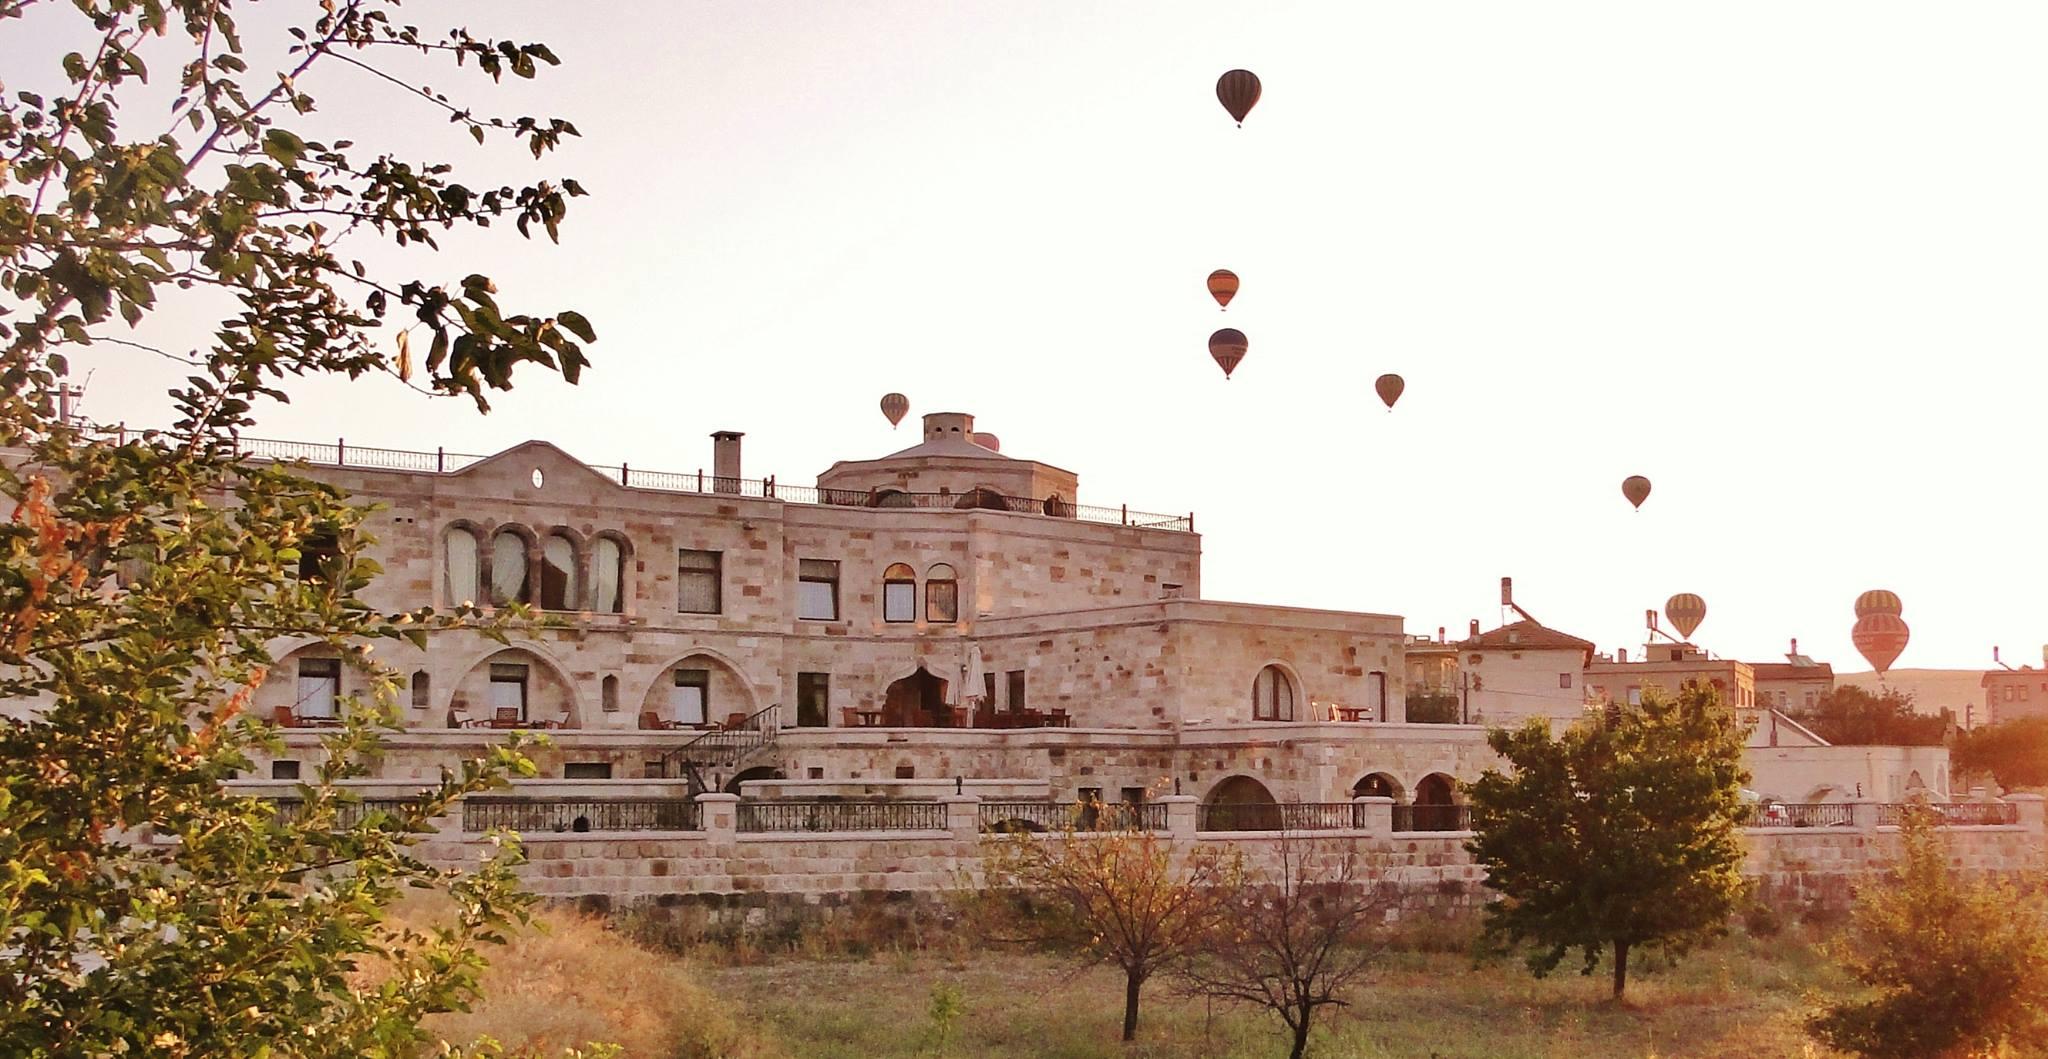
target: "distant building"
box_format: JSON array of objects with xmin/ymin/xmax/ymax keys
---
[
  {"xmin": 1585, "ymin": 642, "xmax": 1756, "ymax": 710},
  {"xmin": 1452, "ymin": 619, "xmax": 1594, "ymax": 727},
  {"xmin": 1751, "ymin": 641, "xmax": 1834, "ymax": 714},
  {"xmin": 1982, "ymin": 668, "xmax": 2048, "ymax": 726}
]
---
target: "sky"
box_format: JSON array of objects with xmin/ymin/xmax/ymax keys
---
[{"xmin": 11, "ymin": 1, "xmax": 2048, "ymax": 673}]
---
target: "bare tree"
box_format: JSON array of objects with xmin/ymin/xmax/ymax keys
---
[
  {"xmin": 974, "ymin": 800, "xmax": 1242, "ymax": 1042},
  {"xmin": 1179, "ymin": 835, "xmax": 1392, "ymax": 1059}
]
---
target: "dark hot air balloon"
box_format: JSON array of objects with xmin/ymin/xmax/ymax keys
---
[
  {"xmin": 1854, "ymin": 589, "xmax": 1903, "ymax": 619},
  {"xmin": 1374, "ymin": 373, "xmax": 1404, "ymax": 411},
  {"xmin": 1216, "ymin": 69, "xmax": 1261, "ymax": 126},
  {"xmin": 1622, "ymin": 475, "xmax": 1652, "ymax": 510},
  {"xmin": 1207, "ymin": 269, "xmax": 1239, "ymax": 309},
  {"xmin": 1665, "ymin": 593, "xmax": 1707, "ymax": 640},
  {"xmin": 880, "ymin": 393, "xmax": 909, "ymax": 428},
  {"xmin": 1209, "ymin": 329, "xmax": 1248, "ymax": 379},
  {"xmin": 1852, "ymin": 612, "xmax": 1910, "ymax": 675}
]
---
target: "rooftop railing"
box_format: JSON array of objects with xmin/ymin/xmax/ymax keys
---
[{"xmin": 221, "ymin": 435, "xmax": 1192, "ymax": 532}]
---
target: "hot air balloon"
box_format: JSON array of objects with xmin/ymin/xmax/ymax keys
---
[
  {"xmin": 1216, "ymin": 69, "xmax": 1261, "ymax": 126},
  {"xmin": 1209, "ymin": 329, "xmax": 1248, "ymax": 379},
  {"xmin": 880, "ymin": 393, "xmax": 909, "ymax": 428},
  {"xmin": 1207, "ymin": 269, "xmax": 1239, "ymax": 309},
  {"xmin": 1665, "ymin": 593, "xmax": 1707, "ymax": 641},
  {"xmin": 1854, "ymin": 589, "xmax": 1903, "ymax": 619},
  {"xmin": 1852, "ymin": 612, "xmax": 1910, "ymax": 675},
  {"xmin": 1621, "ymin": 475, "xmax": 1652, "ymax": 510},
  {"xmin": 1374, "ymin": 373, "xmax": 1404, "ymax": 411}
]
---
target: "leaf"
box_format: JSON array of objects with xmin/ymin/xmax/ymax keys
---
[
  {"xmin": 555, "ymin": 311, "xmax": 594, "ymax": 342},
  {"xmin": 261, "ymin": 128, "xmax": 304, "ymax": 166}
]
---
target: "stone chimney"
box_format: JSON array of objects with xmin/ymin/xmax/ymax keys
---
[
  {"xmin": 711, "ymin": 431, "xmax": 743, "ymax": 494},
  {"xmin": 924, "ymin": 412, "xmax": 974, "ymax": 442},
  {"xmin": 1468, "ymin": 619, "xmax": 1480, "ymax": 639}
]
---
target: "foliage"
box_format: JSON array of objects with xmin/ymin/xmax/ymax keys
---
[
  {"xmin": 1466, "ymin": 682, "xmax": 1751, "ymax": 999},
  {"xmin": 1793, "ymin": 686, "xmax": 1947, "ymax": 747},
  {"xmin": 919, "ymin": 981, "xmax": 964, "ymax": 1057},
  {"xmin": 0, "ymin": 1, "xmax": 595, "ymax": 1054},
  {"xmin": 1952, "ymin": 718, "xmax": 2048, "ymax": 791},
  {"xmin": 1176, "ymin": 836, "xmax": 1390, "ymax": 1059},
  {"xmin": 1808, "ymin": 808, "xmax": 2048, "ymax": 1058},
  {"xmin": 973, "ymin": 800, "xmax": 1242, "ymax": 1042},
  {"xmin": 1404, "ymin": 691, "xmax": 1460, "ymax": 725}
]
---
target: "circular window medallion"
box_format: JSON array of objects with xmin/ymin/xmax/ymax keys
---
[{"xmin": 531, "ymin": 468, "xmax": 545, "ymax": 488}]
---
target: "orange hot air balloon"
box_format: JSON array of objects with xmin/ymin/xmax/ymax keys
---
[
  {"xmin": 1621, "ymin": 475, "xmax": 1652, "ymax": 510},
  {"xmin": 1852, "ymin": 612, "xmax": 1910, "ymax": 675},
  {"xmin": 1854, "ymin": 589, "xmax": 1903, "ymax": 619},
  {"xmin": 1207, "ymin": 269, "xmax": 1239, "ymax": 309},
  {"xmin": 1665, "ymin": 593, "xmax": 1707, "ymax": 640},
  {"xmin": 1374, "ymin": 373, "xmax": 1404, "ymax": 411},
  {"xmin": 880, "ymin": 393, "xmax": 909, "ymax": 428},
  {"xmin": 1216, "ymin": 69, "xmax": 1261, "ymax": 126},
  {"xmin": 1209, "ymin": 328, "xmax": 1248, "ymax": 379}
]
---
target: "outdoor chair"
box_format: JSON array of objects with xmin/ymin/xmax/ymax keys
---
[
  {"xmin": 489, "ymin": 707, "xmax": 522, "ymax": 730},
  {"xmin": 272, "ymin": 706, "xmax": 298, "ymax": 728},
  {"xmin": 725, "ymin": 711, "xmax": 747, "ymax": 730}
]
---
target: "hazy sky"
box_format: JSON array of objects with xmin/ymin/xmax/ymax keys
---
[{"xmin": 15, "ymin": 2, "xmax": 2048, "ymax": 672}]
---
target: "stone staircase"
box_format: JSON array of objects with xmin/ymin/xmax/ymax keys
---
[{"xmin": 658, "ymin": 704, "xmax": 780, "ymax": 796}]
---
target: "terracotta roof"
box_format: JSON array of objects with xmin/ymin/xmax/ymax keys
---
[
  {"xmin": 1459, "ymin": 620, "xmax": 1595, "ymax": 653},
  {"xmin": 1751, "ymin": 662, "xmax": 1834, "ymax": 682}
]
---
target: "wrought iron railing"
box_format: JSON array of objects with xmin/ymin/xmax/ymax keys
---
[
  {"xmin": 735, "ymin": 800, "xmax": 947, "ymax": 833},
  {"xmin": 268, "ymin": 796, "xmax": 428, "ymax": 829},
  {"xmin": 1877, "ymin": 802, "xmax": 2018, "ymax": 827},
  {"xmin": 461, "ymin": 797, "xmax": 701, "ymax": 833},
  {"xmin": 1392, "ymin": 804, "xmax": 1471, "ymax": 833},
  {"xmin": 227, "ymin": 435, "xmax": 1193, "ymax": 532},
  {"xmin": 1197, "ymin": 801, "xmax": 1369, "ymax": 833},
  {"xmin": 1743, "ymin": 803, "xmax": 1855, "ymax": 828},
  {"xmin": 979, "ymin": 800, "xmax": 1169, "ymax": 833}
]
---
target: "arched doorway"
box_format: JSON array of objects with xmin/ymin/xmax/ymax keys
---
[
  {"xmin": 1202, "ymin": 775, "xmax": 1280, "ymax": 831},
  {"xmin": 883, "ymin": 667, "xmax": 952, "ymax": 727},
  {"xmin": 1353, "ymin": 773, "xmax": 1402, "ymax": 801},
  {"xmin": 726, "ymin": 765, "xmax": 782, "ymax": 797},
  {"xmin": 1405, "ymin": 773, "xmax": 1461, "ymax": 832}
]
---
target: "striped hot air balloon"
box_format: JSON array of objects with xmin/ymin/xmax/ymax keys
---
[
  {"xmin": 1665, "ymin": 593, "xmax": 1707, "ymax": 640},
  {"xmin": 880, "ymin": 393, "xmax": 909, "ymax": 428},
  {"xmin": 1854, "ymin": 589, "xmax": 1903, "ymax": 620},
  {"xmin": 1207, "ymin": 269, "xmax": 1239, "ymax": 309},
  {"xmin": 1209, "ymin": 329, "xmax": 1248, "ymax": 379},
  {"xmin": 1852, "ymin": 612, "xmax": 1910, "ymax": 675},
  {"xmin": 1216, "ymin": 69, "xmax": 1261, "ymax": 126}
]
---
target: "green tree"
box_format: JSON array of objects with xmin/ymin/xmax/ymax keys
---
[
  {"xmin": 0, "ymin": 1, "xmax": 599, "ymax": 1054},
  {"xmin": 1466, "ymin": 682, "xmax": 1751, "ymax": 999},
  {"xmin": 1795, "ymin": 686, "xmax": 1947, "ymax": 747},
  {"xmin": 1952, "ymin": 718, "xmax": 2048, "ymax": 790},
  {"xmin": 1808, "ymin": 807, "xmax": 2048, "ymax": 1058}
]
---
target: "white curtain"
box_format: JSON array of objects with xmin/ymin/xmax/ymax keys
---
[
  {"xmin": 444, "ymin": 528, "xmax": 479, "ymax": 605},
  {"xmin": 594, "ymin": 538, "xmax": 622, "ymax": 613},
  {"xmin": 543, "ymin": 534, "xmax": 578, "ymax": 609},
  {"xmin": 490, "ymin": 532, "xmax": 526, "ymax": 604}
]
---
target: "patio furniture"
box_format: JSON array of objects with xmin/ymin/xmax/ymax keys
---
[
  {"xmin": 856, "ymin": 709, "xmax": 885, "ymax": 726},
  {"xmin": 840, "ymin": 707, "xmax": 862, "ymax": 728},
  {"xmin": 724, "ymin": 711, "xmax": 747, "ymax": 730},
  {"xmin": 488, "ymin": 707, "xmax": 523, "ymax": 730},
  {"xmin": 1335, "ymin": 706, "xmax": 1372, "ymax": 723},
  {"xmin": 272, "ymin": 706, "xmax": 298, "ymax": 728},
  {"xmin": 1047, "ymin": 708, "xmax": 1071, "ymax": 728}
]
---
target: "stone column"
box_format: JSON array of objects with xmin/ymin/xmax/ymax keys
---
[
  {"xmin": 2007, "ymin": 792, "xmax": 2045, "ymax": 834},
  {"xmin": 1847, "ymin": 797, "xmax": 1879, "ymax": 832},
  {"xmin": 696, "ymin": 792, "xmax": 739, "ymax": 845},
  {"xmin": 1159, "ymin": 795, "xmax": 1199, "ymax": 840},
  {"xmin": 1352, "ymin": 795, "xmax": 1394, "ymax": 837},
  {"xmin": 940, "ymin": 794, "xmax": 981, "ymax": 843}
]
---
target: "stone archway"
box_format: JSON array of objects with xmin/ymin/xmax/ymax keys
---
[
  {"xmin": 1202, "ymin": 775, "xmax": 1281, "ymax": 831},
  {"xmin": 726, "ymin": 765, "xmax": 782, "ymax": 797},
  {"xmin": 883, "ymin": 667, "xmax": 952, "ymax": 727},
  {"xmin": 1353, "ymin": 772, "xmax": 1403, "ymax": 802}
]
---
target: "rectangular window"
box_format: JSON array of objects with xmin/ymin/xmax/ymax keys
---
[
  {"xmin": 677, "ymin": 549, "xmax": 722, "ymax": 614},
  {"xmin": 270, "ymin": 760, "xmax": 301, "ymax": 780},
  {"xmin": 1121, "ymin": 786, "xmax": 1146, "ymax": 807},
  {"xmin": 671, "ymin": 668, "xmax": 709, "ymax": 726},
  {"xmin": 296, "ymin": 657, "xmax": 340, "ymax": 718},
  {"xmin": 1007, "ymin": 670, "xmax": 1027, "ymax": 711},
  {"xmin": 1558, "ymin": 673, "xmax": 1573, "ymax": 689},
  {"xmin": 1626, "ymin": 686, "xmax": 1642, "ymax": 706},
  {"xmin": 797, "ymin": 672, "xmax": 830, "ymax": 728},
  {"xmin": 797, "ymin": 559, "xmax": 839, "ymax": 621},
  {"xmin": 1367, "ymin": 671, "xmax": 1387, "ymax": 721},
  {"xmin": 563, "ymin": 762, "xmax": 613, "ymax": 780},
  {"xmin": 983, "ymin": 672, "xmax": 997, "ymax": 706},
  {"xmin": 1804, "ymin": 691, "xmax": 1816, "ymax": 709},
  {"xmin": 883, "ymin": 580, "xmax": 916, "ymax": 623},
  {"xmin": 1161, "ymin": 583, "xmax": 1184, "ymax": 599},
  {"xmin": 926, "ymin": 578, "xmax": 958, "ymax": 623},
  {"xmin": 489, "ymin": 663, "xmax": 528, "ymax": 720}
]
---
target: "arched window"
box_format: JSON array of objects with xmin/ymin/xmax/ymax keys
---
[
  {"xmin": 925, "ymin": 563, "xmax": 958, "ymax": 623},
  {"xmin": 593, "ymin": 537, "xmax": 625, "ymax": 614},
  {"xmin": 1253, "ymin": 665, "xmax": 1295, "ymax": 721},
  {"xmin": 953, "ymin": 487, "xmax": 1010, "ymax": 511},
  {"xmin": 601, "ymin": 674, "xmax": 619, "ymax": 712},
  {"xmin": 540, "ymin": 532, "xmax": 578, "ymax": 610},
  {"xmin": 410, "ymin": 670, "xmax": 430, "ymax": 711},
  {"xmin": 489, "ymin": 529, "xmax": 530, "ymax": 605},
  {"xmin": 883, "ymin": 563, "xmax": 917, "ymax": 623},
  {"xmin": 444, "ymin": 527, "xmax": 480, "ymax": 606}
]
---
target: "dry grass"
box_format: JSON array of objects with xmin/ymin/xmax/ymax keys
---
[{"xmin": 423, "ymin": 909, "xmax": 786, "ymax": 1059}]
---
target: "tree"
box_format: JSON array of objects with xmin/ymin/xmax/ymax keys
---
[
  {"xmin": 1, "ymin": 1, "xmax": 598, "ymax": 1054},
  {"xmin": 1466, "ymin": 682, "xmax": 1750, "ymax": 999},
  {"xmin": 1795, "ymin": 686, "xmax": 1947, "ymax": 747},
  {"xmin": 1951, "ymin": 718, "xmax": 2048, "ymax": 790},
  {"xmin": 974, "ymin": 800, "xmax": 1241, "ymax": 1042},
  {"xmin": 1808, "ymin": 807, "xmax": 2048, "ymax": 1058},
  {"xmin": 1177, "ymin": 835, "xmax": 1390, "ymax": 1059}
]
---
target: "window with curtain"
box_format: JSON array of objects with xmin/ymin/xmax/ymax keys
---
[
  {"xmin": 882, "ymin": 563, "xmax": 916, "ymax": 623},
  {"xmin": 797, "ymin": 672, "xmax": 829, "ymax": 728},
  {"xmin": 444, "ymin": 527, "xmax": 480, "ymax": 605},
  {"xmin": 797, "ymin": 558, "xmax": 838, "ymax": 621},
  {"xmin": 297, "ymin": 657, "xmax": 340, "ymax": 718},
  {"xmin": 594, "ymin": 537, "xmax": 625, "ymax": 613},
  {"xmin": 925, "ymin": 564, "xmax": 958, "ymax": 623},
  {"xmin": 540, "ymin": 533, "xmax": 578, "ymax": 609},
  {"xmin": 489, "ymin": 663, "xmax": 528, "ymax": 719},
  {"xmin": 671, "ymin": 668, "xmax": 709, "ymax": 725},
  {"xmin": 410, "ymin": 670, "xmax": 430, "ymax": 711},
  {"xmin": 490, "ymin": 530, "xmax": 529, "ymax": 605},
  {"xmin": 677, "ymin": 549, "xmax": 721, "ymax": 614},
  {"xmin": 1006, "ymin": 670, "xmax": 1026, "ymax": 711},
  {"xmin": 1253, "ymin": 665, "xmax": 1294, "ymax": 721}
]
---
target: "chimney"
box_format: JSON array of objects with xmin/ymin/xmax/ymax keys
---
[
  {"xmin": 711, "ymin": 431, "xmax": 743, "ymax": 494},
  {"xmin": 923, "ymin": 412, "xmax": 975, "ymax": 442},
  {"xmin": 1500, "ymin": 577, "xmax": 1513, "ymax": 606},
  {"xmin": 1618, "ymin": 647, "xmax": 1629, "ymax": 663},
  {"xmin": 1790, "ymin": 637, "xmax": 1798, "ymax": 656},
  {"xmin": 1468, "ymin": 619, "xmax": 1480, "ymax": 639},
  {"xmin": 1437, "ymin": 626, "xmax": 1445, "ymax": 644}
]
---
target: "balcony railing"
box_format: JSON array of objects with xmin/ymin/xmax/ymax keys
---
[
  {"xmin": 223, "ymin": 435, "xmax": 1193, "ymax": 532},
  {"xmin": 1197, "ymin": 801, "xmax": 1367, "ymax": 833},
  {"xmin": 1391, "ymin": 804, "xmax": 1471, "ymax": 833},
  {"xmin": 268, "ymin": 796, "xmax": 428, "ymax": 829},
  {"xmin": 1876, "ymin": 802, "xmax": 2018, "ymax": 827},
  {"xmin": 735, "ymin": 800, "xmax": 947, "ymax": 833},
  {"xmin": 461, "ymin": 797, "xmax": 701, "ymax": 834},
  {"xmin": 1743, "ymin": 803, "xmax": 1855, "ymax": 828},
  {"xmin": 980, "ymin": 800, "xmax": 1169, "ymax": 833}
]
